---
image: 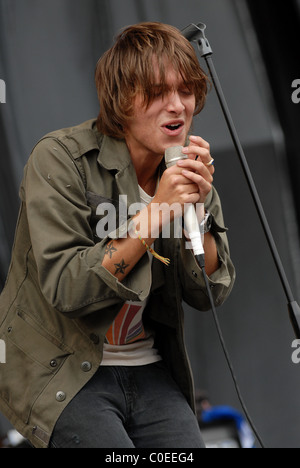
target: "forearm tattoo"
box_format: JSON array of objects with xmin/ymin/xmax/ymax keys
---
[
  {"xmin": 105, "ymin": 241, "xmax": 130, "ymax": 276},
  {"xmin": 114, "ymin": 259, "xmax": 130, "ymax": 275},
  {"xmin": 105, "ymin": 241, "xmax": 118, "ymax": 259}
]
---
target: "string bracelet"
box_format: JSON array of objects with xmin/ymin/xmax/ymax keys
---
[{"xmin": 134, "ymin": 229, "xmax": 170, "ymax": 266}]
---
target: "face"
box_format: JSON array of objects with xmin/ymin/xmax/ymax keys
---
[{"xmin": 124, "ymin": 62, "xmax": 196, "ymax": 159}]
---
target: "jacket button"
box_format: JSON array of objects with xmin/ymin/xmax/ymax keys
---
[
  {"xmin": 50, "ymin": 360, "xmax": 58, "ymax": 368},
  {"xmin": 81, "ymin": 362, "xmax": 92, "ymax": 372},
  {"xmin": 56, "ymin": 391, "xmax": 66, "ymax": 402}
]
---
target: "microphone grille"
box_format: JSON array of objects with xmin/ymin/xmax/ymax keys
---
[{"xmin": 164, "ymin": 146, "xmax": 187, "ymax": 168}]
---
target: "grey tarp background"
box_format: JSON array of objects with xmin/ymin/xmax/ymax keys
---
[{"xmin": 0, "ymin": 0, "xmax": 300, "ymax": 447}]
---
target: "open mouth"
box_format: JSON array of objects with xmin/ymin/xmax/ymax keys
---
[
  {"xmin": 162, "ymin": 121, "xmax": 184, "ymax": 136},
  {"xmin": 166, "ymin": 124, "xmax": 182, "ymax": 131}
]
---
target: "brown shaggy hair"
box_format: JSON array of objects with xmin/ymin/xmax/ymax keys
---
[{"xmin": 95, "ymin": 22, "xmax": 209, "ymax": 140}]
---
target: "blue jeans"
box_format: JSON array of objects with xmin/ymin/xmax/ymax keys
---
[{"xmin": 49, "ymin": 362, "xmax": 205, "ymax": 448}]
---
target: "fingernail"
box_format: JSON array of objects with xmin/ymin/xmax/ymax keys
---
[
  {"xmin": 189, "ymin": 135, "xmax": 198, "ymax": 141},
  {"xmin": 181, "ymin": 147, "xmax": 189, "ymax": 153}
]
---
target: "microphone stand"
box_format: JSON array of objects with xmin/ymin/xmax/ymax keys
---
[{"xmin": 182, "ymin": 23, "xmax": 300, "ymax": 339}]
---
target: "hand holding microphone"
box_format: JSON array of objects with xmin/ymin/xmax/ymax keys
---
[
  {"xmin": 149, "ymin": 135, "xmax": 218, "ymax": 272},
  {"xmin": 175, "ymin": 135, "xmax": 215, "ymax": 204},
  {"xmin": 154, "ymin": 135, "xmax": 214, "ymax": 209},
  {"xmin": 151, "ymin": 136, "xmax": 214, "ymax": 260},
  {"xmin": 163, "ymin": 144, "xmax": 212, "ymax": 258}
]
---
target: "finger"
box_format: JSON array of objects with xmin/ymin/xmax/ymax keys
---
[
  {"xmin": 177, "ymin": 159, "xmax": 214, "ymax": 182},
  {"xmin": 188, "ymin": 155, "xmax": 215, "ymax": 175},
  {"xmin": 182, "ymin": 145, "xmax": 210, "ymax": 158},
  {"xmin": 182, "ymin": 145, "xmax": 214, "ymax": 168},
  {"xmin": 167, "ymin": 165, "xmax": 200, "ymax": 184},
  {"xmin": 168, "ymin": 162, "xmax": 214, "ymax": 182},
  {"xmin": 189, "ymin": 135, "xmax": 210, "ymax": 150},
  {"xmin": 181, "ymin": 170, "xmax": 212, "ymax": 202}
]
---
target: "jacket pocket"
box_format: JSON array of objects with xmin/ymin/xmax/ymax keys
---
[{"xmin": 0, "ymin": 309, "xmax": 73, "ymax": 424}]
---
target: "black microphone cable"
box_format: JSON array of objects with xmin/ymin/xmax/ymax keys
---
[{"xmin": 196, "ymin": 253, "xmax": 266, "ymax": 449}]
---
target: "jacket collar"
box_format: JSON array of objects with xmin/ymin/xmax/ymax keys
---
[
  {"xmin": 64, "ymin": 120, "xmax": 133, "ymax": 173},
  {"xmin": 97, "ymin": 134, "xmax": 133, "ymax": 173},
  {"xmin": 96, "ymin": 132, "xmax": 167, "ymax": 175},
  {"xmin": 96, "ymin": 134, "xmax": 140, "ymax": 207},
  {"xmin": 95, "ymin": 129, "xmax": 167, "ymax": 209}
]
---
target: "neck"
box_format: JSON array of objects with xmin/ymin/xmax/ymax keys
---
[{"xmin": 126, "ymin": 144, "xmax": 163, "ymax": 197}]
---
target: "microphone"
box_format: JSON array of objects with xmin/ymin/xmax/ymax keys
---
[{"xmin": 165, "ymin": 146, "xmax": 205, "ymax": 264}]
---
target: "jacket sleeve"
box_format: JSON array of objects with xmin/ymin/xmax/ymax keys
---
[
  {"xmin": 178, "ymin": 187, "xmax": 236, "ymax": 311},
  {"xmin": 23, "ymin": 139, "xmax": 152, "ymax": 317}
]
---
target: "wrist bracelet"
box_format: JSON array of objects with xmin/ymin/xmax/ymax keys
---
[{"xmin": 135, "ymin": 229, "xmax": 170, "ymax": 266}]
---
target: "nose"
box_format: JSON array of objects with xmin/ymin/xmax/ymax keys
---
[{"xmin": 165, "ymin": 91, "xmax": 185, "ymax": 114}]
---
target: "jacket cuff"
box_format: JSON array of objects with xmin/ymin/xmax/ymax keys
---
[
  {"xmin": 96, "ymin": 258, "xmax": 152, "ymax": 303},
  {"xmin": 85, "ymin": 221, "xmax": 152, "ymax": 303},
  {"xmin": 180, "ymin": 235, "xmax": 233, "ymax": 307}
]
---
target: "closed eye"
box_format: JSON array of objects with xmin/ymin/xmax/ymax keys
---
[{"xmin": 179, "ymin": 88, "xmax": 193, "ymax": 96}]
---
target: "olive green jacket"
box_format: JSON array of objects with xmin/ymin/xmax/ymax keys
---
[{"xmin": 0, "ymin": 119, "xmax": 235, "ymax": 448}]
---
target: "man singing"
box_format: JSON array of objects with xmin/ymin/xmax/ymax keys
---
[{"xmin": 0, "ymin": 22, "xmax": 235, "ymax": 448}]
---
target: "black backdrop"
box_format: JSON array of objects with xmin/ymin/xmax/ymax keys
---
[
  {"xmin": 247, "ymin": 0, "xmax": 300, "ymax": 226},
  {"xmin": 1, "ymin": 0, "xmax": 300, "ymax": 447}
]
